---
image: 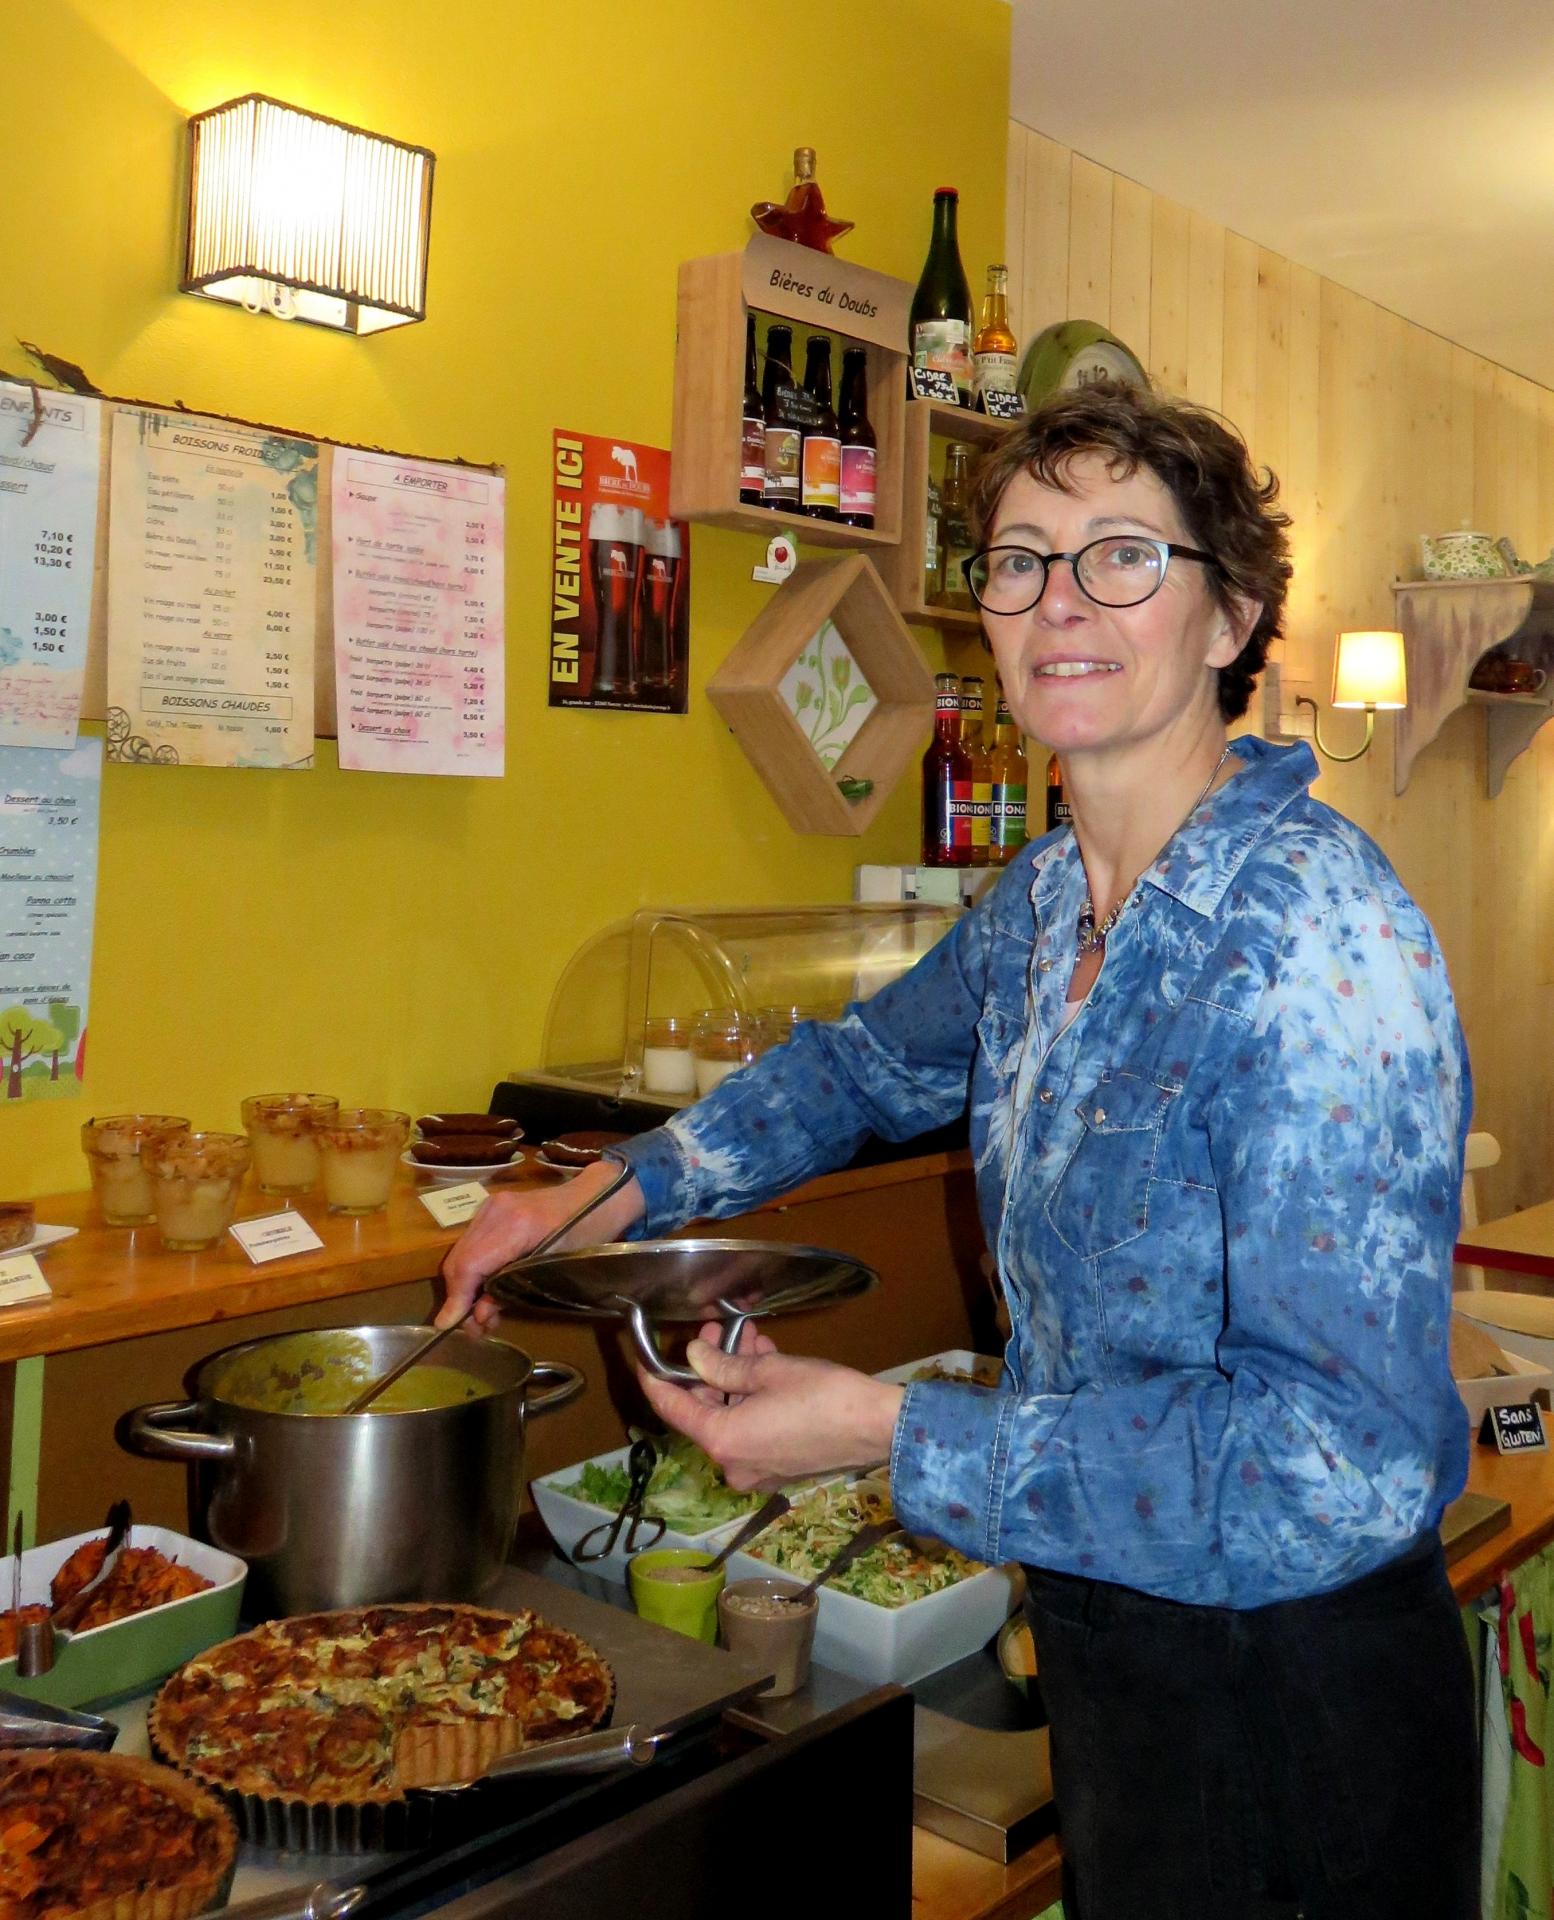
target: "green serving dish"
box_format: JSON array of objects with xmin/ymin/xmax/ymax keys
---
[{"xmin": 0, "ymin": 1525, "xmax": 246, "ymax": 1709}]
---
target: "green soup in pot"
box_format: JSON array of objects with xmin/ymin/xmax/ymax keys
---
[{"xmin": 212, "ymin": 1330, "xmax": 494, "ymax": 1415}]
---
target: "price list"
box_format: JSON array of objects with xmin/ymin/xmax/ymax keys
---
[
  {"xmin": 0, "ymin": 738, "xmax": 100, "ymax": 1105},
  {"xmin": 0, "ymin": 383, "xmax": 102, "ymax": 751},
  {"xmin": 105, "ymin": 409, "xmax": 316, "ymax": 769},
  {"xmin": 331, "ymin": 451, "xmax": 505, "ymax": 778}
]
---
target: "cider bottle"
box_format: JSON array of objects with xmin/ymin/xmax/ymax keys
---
[
  {"xmin": 960, "ymin": 675, "xmax": 992, "ymax": 866},
  {"xmin": 988, "ymin": 692, "xmax": 1028, "ymax": 864},
  {"xmin": 973, "ymin": 264, "xmax": 1018, "ymax": 402},
  {"xmin": 922, "ymin": 672, "xmax": 973, "ymax": 867},
  {"xmin": 910, "ymin": 189, "xmax": 973, "ymax": 405},
  {"xmin": 937, "ymin": 443, "xmax": 975, "ymax": 610}
]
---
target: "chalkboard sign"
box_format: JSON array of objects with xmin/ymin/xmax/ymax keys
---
[
  {"xmin": 1480, "ymin": 1400, "xmax": 1548, "ymax": 1454},
  {"xmin": 911, "ymin": 367, "xmax": 962, "ymax": 404},
  {"xmin": 977, "ymin": 389, "xmax": 1026, "ymax": 420}
]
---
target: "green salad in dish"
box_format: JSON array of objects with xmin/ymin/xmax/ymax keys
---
[
  {"xmin": 748, "ymin": 1482, "xmax": 985, "ymax": 1608},
  {"xmin": 563, "ymin": 1435, "xmax": 765, "ymax": 1534}
]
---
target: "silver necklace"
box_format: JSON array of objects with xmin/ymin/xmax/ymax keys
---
[{"xmin": 1075, "ymin": 744, "xmax": 1233, "ymax": 958}]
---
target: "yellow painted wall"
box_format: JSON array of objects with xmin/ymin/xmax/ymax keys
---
[
  {"xmin": 1004, "ymin": 122, "xmax": 1554, "ymax": 1218},
  {"xmin": 0, "ymin": 1, "xmax": 1010, "ymax": 1196}
]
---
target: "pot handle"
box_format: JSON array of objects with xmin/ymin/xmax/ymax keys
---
[
  {"xmin": 119, "ymin": 1401, "xmax": 236, "ymax": 1463},
  {"xmin": 525, "ymin": 1362, "xmax": 585, "ymax": 1417}
]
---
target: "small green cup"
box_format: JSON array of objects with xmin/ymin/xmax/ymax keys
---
[{"xmin": 628, "ymin": 1548, "xmax": 726, "ymax": 1642}]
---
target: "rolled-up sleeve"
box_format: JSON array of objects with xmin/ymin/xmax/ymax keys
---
[
  {"xmin": 890, "ymin": 889, "xmax": 1472, "ymax": 1607},
  {"xmin": 614, "ymin": 895, "xmax": 997, "ymax": 1235}
]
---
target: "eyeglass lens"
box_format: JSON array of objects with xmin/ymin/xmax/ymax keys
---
[{"xmin": 970, "ymin": 537, "xmax": 1168, "ymax": 612}]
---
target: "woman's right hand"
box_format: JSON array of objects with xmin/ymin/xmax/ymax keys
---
[{"xmin": 437, "ymin": 1160, "xmax": 645, "ymax": 1329}]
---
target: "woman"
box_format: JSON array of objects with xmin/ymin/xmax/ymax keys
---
[{"xmin": 443, "ymin": 385, "xmax": 1477, "ymax": 1919}]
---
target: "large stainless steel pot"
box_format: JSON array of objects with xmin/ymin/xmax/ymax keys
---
[{"xmin": 119, "ymin": 1324, "xmax": 582, "ymax": 1619}]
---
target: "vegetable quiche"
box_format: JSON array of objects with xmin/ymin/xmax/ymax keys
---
[
  {"xmin": 0, "ymin": 1750, "xmax": 236, "ymax": 1920},
  {"xmin": 150, "ymin": 1603, "xmax": 614, "ymax": 1806}
]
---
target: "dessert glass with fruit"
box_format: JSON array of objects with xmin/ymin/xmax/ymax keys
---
[
  {"xmin": 146, "ymin": 1131, "xmax": 252, "ymax": 1251},
  {"xmin": 241, "ymin": 1093, "xmax": 339, "ymax": 1195},
  {"xmin": 81, "ymin": 1115, "xmax": 192, "ymax": 1226},
  {"xmin": 317, "ymin": 1109, "xmax": 411, "ymax": 1214}
]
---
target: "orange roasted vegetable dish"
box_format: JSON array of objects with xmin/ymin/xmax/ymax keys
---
[
  {"xmin": 49, "ymin": 1540, "xmax": 211, "ymax": 1630},
  {"xmin": 0, "ymin": 1750, "xmax": 235, "ymax": 1920}
]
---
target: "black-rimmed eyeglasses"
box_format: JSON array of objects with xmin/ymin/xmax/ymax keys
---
[{"xmin": 963, "ymin": 537, "xmax": 1221, "ymax": 614}]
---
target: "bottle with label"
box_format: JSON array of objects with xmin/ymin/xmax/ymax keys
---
[
  {"xmin": 922, "ymin": 672, "xmax": 973, "ymax": 867},
  {"xmin": 910, "ymin": 189, "xmax": 973, "ymax": 405},
  {"xmin": 740, "ymin": 313, "xmax": 766, "ymax": 506},
  {"xmin": 924, "ymin": 475, "xmax": 942, "ymax": 602},
  {"xmin": 960, "ymin": 675, "xmax": 992, "ymax": 866},
  {"xmin": 973, "ymin": 264, "xmax": 1018, "ymax": 402},
  {"xmin": 761, "ymin": 324, "xmax": 801, "ymax": 513},
  {"xmin": 838, "ymin": 348, "xmax": 877, "ymax": 529},
  {"xmin": 936, "ymin": 443, "xmax": 975, "ymax": 610},
  {"xmin": 988, "ymin": 691, "xmax": 1028, "ymax": 863},
  {"xmin": 1045, "ymin": 752, "xmax": 1073, "ymax": 834},
  {"xmin": 800, "ymin": 335, "xmax": 841, "ymax": 520}
]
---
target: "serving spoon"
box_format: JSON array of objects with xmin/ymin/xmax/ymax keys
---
[
  {"xmin": 344, "ymin": 1161, "xmax": 634, "ymax": 1413},
  {"xmin": 683, "ymin": 1490, "xmax": 791, "ymax": 1577},
  {"xmin": 779, "ymin": 1517, "xmax": 902, "ymax": 1609}
]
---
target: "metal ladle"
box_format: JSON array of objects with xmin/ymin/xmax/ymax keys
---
[{"xmin": 344, "ymin": 1161, "xmax": 634, "ymax": 1414}]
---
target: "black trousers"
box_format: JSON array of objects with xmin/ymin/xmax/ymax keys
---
[{"xmin": 1024, "ymin": 1535, "xmax": 1479, "ymax": 1920}]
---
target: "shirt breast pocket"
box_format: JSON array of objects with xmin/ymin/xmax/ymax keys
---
[{"xmin": 1044, "ymin": 1071, "xmax": 1181, "ymax": 1257}]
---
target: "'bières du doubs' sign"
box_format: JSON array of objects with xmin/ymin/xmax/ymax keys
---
[{"xmin": 741, "ymin": 235, "xmax": 912, "ymax": 357}]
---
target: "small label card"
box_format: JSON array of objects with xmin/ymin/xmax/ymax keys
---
[
  {"xmin": 0, "ymin": 1253, "xmax": 51, "ymax": 1307},
  {"xmin": 229, "ymin": 1211, "xmax": 326, "ymax": 1266},
  {"xmin": 977, "ymin": 389, "xmax": 1026, "ymax": 420},
  {"xmin": 1480, "ymin": 1401, "xmax": 1549, "ymax": 1454},
  {"xmin": 419, "ymin": 1183, "xmax": 489, "ymax": 1228},
  {"xmin": 910, "ymin": 367, "xmax": 962, "ymax": 404}
]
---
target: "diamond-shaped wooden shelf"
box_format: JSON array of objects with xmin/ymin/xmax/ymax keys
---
[{"xmin": 707, "ymin": 554, "xmax": 935, "ymax": 836}]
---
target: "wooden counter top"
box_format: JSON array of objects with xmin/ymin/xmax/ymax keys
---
[{"xmin": 5, "ymin": 1149, "xmax": 973, "ymax": 1364}]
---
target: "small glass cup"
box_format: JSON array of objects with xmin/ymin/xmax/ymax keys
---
[
  {"xmin": 241, "ymin": 1092, "xmax": 340, "ymax": 1195},
  {"xmin": 145, "ymin": 1130, "xmax": 252, "ymax": 1251},
  {"xmin": 755, "ymin": 1002, "xmax": 844, "ymax": 1049},
  {"xmin": 717, "ymin": 1576, "xmax": 818, "ymax": 1697},
  {"xmin": 689, "ymin": 1010, "xmax": 762, "ymax": 1098},
  {"xmin": 316, "ymin": 1108, "xmax": 411, "ymax": 1214},
  {"xmin": 639, "ymin": 1015, "xmax": 697, "ymax": 1096},
  {"xmin": 628, "ymin": 1548, "xmax": 726, "ymax": 1643},
  {"xmin": 80, "ymin": 1114, "xmax": 192, "ymax": 1226}
]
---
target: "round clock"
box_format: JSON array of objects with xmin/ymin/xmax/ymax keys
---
[{"xmin": 1018, "ymin": 319, "xmax": 1150, "ymax": 409}]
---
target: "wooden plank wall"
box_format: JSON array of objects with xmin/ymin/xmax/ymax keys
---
[{"xmin": 1006, "ymin": 123, "xmax": 1554, "ymax": 1217}]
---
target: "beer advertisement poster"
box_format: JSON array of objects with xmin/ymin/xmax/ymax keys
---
[{"xmin": 550, "ymin": 432, "xmax": 688, "ymax": 714}]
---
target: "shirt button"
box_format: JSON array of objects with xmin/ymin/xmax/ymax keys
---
[
  {"xmin": 1093, "ymin": 1107, "xmax": 1107, "ymax": 1124},
  {"xmin": 1038, "ymin": 958, "xmax": 1053, "ymax": 973},
  {"xmin": 1038, "ymin": 1088, "xmax": 1055, "ymax": 1105}
]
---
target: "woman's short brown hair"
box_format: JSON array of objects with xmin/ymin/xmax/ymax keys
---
[{"xmin": 967, "ymin": 383, "xmax": 1292, "ymax": 722}]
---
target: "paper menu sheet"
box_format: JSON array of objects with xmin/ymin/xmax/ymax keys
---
[
  {"xmin": 332, "ymin": 451, "xmax": 505, "ymax": 777},
  {"xmin": 0, "ymin": 384, "xmax": 102, "ymax": 751},
  {"xmin": 105, "ymin": 408, "xmax": 317, "ymax": 769},
  {"xmin": 0, "ymin": 738, "xmax": 100, "ymax": 1103}
]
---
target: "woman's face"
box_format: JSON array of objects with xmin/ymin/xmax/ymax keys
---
[{"xmin": 982, "ymin": 453, "xmax": 1251, "ymax": 762}]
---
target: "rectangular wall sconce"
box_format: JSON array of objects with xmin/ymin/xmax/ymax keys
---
[{"xmin": 182, "ymin": 94, "xmax": 434, "ymax": 334}]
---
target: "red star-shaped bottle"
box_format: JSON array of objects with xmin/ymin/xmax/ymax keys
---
[{"xmin": 751, "ymin": 147, "xmax": 854, "ymax": 256}]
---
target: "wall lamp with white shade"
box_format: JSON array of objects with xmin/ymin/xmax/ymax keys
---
[
  {"xmin": 181, "ymin": 94, "xmax": 435, "ymax": 334},
  {"xmin": 1294, "ymin": 630, "xmax": 1408, "ymax": 763}
]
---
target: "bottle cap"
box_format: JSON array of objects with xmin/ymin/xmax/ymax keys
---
[{"xmin": 935, "ymin": 187, "xmax": 959, "ymax": 198}]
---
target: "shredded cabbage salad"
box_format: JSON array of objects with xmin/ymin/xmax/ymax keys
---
[
  {"xmin": 563, "ymin": 1436, "xmax": 764, "ymax": 1535},
  {"xmin": 747, "ymin": 1482, "xmax": 984, "ymax": 1608}
]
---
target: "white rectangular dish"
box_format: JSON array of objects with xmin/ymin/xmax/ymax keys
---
[
  {"xmin": 530, "ymin": 1445, "xmax": 758, "ymax": 1586},
  {"xmin": 1451, "ymin": 1339, "xmax": 1554, "ymax": 1423}
]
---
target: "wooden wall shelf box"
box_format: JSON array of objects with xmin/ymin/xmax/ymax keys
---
[
  {"xmin": 880, "ymin": 400, "xmax": 1018, "ymax": 635},
  {"xmin": 706, "ymin": 554, "xmax": 935, "ymax": 836},
  {"xmin": 1393, "ymin": 578, "xmax": 1554, "ymax": 796},
  {"xmin": 671, "ymin": 251, "xmax": 906, "ymax": 549}
]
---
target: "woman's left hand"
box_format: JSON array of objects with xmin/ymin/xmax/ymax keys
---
[{"xmin": 637, "ymin": 1329, "xmax": 905, "ymax": 1491}]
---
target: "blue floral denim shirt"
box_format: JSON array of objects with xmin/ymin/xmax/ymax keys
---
[{"xmin": 618, "ymin": 738, "xmax": 1471, "ymax": 1607}]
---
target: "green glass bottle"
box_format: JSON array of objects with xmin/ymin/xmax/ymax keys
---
[{"xmin": 910, "ymin": 188, "xmax": 973, "ymax": 405}]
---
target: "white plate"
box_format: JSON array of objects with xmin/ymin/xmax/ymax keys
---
[
  {"xmin": 873, "ymin": 1348, "xmax": 1007, "ymax": 1389},
  {"xmin": 6, "ymin": 1223, "xmax": 77, "ymax": 1256},
  {"xmin": 532, "ymin": 1153, "xmax": 581, "ymax": 1177},
  {"xmin": 399, "ymin": 1148, "xmax": 523, "ymax": 1185}
]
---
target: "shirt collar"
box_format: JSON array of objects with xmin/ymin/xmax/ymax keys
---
[{"xmin": 1026, "ymin": 737, "xmax": 1317, "ymax": 921}]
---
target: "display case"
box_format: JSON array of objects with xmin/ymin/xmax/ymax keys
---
[{"xmin": 525, "ymin": 902, "xmax": 959, "ymax": 1107}]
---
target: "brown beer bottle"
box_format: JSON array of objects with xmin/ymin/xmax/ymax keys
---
[
  {"xmin": 800, "ymin": 335, "xmax": 841, "ymax": 520},
  {"xmin": 761, "ymin": 325, "xmax": 801, "ymax": 512},
  {"xmin": 922, "ymin": 672, "xmax": 973, "ymax": 867},
  {"xmin": 988, "ymin": 691, "xmax": 1028, "ymax": 863},
  {"xmin": 838, "ymin": 347, "xmax": 877, "ymax": 529},
  {"xmin": 960, "ymin": 675, "xmax": 992, "ymax": 866},
  {"xmin": 937, "ymin": 443, "xmax": 975, "ymax": 610},
  {"xmin": 740, "ymin": 313, "xmax": 765, "ymax": 506},
  {"xmin": 1045, "ymin": 752, "xmax": 1073, "ymax": 834}
]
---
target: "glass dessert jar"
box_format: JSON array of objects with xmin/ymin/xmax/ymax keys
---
[
  {"xmin": 146, "ymin": 1130, "xmax": 252, "ymax": 1251},
  {"xmin": 241, "ymin": 1092, "xmax": 339, "ymax": 1194},
  {"xmin": 689, "ymin": 1011, "xmax": 762, "ymax": 1098},
  {"xmin": 81, "ymin": 1114, "xmax": 192, "ymax": 1226},
  {"xmin": 316, "ymin": 1108, "xmax": 411, "ymax": 1214},
  {"xmin": 639, "ymin": 1016, "xmax": 697, "ymax": 1096}
]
